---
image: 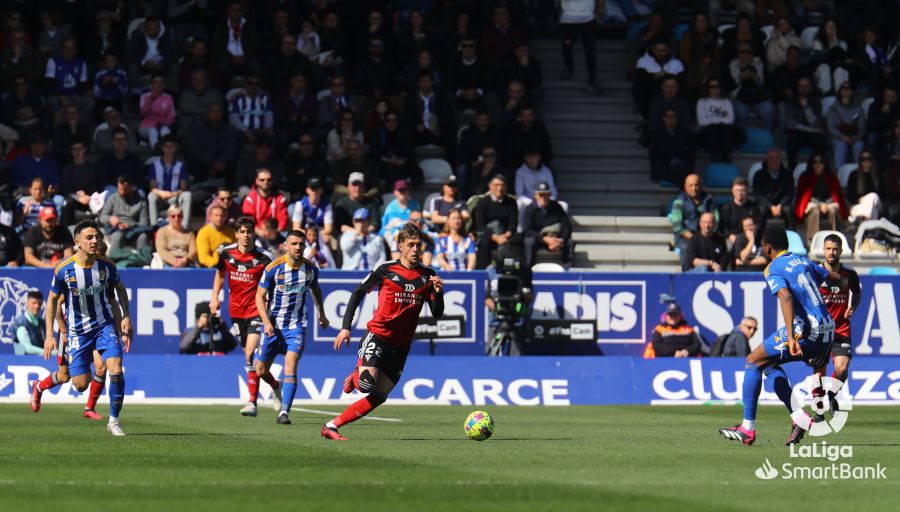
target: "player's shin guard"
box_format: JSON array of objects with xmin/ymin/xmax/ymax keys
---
[
  {"xmin": 332, "ymin": 394, "xmax": 386, "ymax": 428},
  {"xmin": 280, "ymin": 375, "xmax": 297, "ymax": 414},
  {"xmin": 763, "ymin": 366, "xmax": 793, "ymax": 412},
  {"xmin": 38, "ymin": 372, "xmax": 60, "ymax": 391},
  {"xmin": 108, "ymin": 373, "xmax": 124, "ymax": 420},
  {"xmin": 85, "ymin": 374, "xmax": 105, "ymax": 410},
  {"xmin": 247, "ymin": 366, "xmax": 259, "ymax": 404},
  {"xmin": 742, "ymin": 363, "xmax": 763, "ymax": 423}
]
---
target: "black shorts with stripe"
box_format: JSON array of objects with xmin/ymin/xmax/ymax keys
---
[
  {"xmin": 230, "ymin": 317, "xmax": 263, "ymax": 347},
  {"xmin": 357, "ymin": 331, "xmax": 410, "ymax": 384},
  {"xmin": 831, "ymin": 335, "xmax": 852, "ymax": 359}
]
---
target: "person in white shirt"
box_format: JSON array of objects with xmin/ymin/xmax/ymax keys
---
[
  {"xmin": 340, "ymin": 208, "xmax": 386, "ymax": 270},
  {"xmin": 634, "ymin": 40, "xmax": 685, "ymax": 118},
  {"xmin": 696, "ymin": 77, "xmax": 738, "ymax": 163}
]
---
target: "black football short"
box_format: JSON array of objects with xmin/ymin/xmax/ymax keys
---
[
  {"xmin": 831, "ymin": 335, "xmax": 852, "ymax": 359},
  {"xmin": 357, "ymin": 331, "xmax": 410, "ymax": 384},
  {"xmin": 230, "ymin": 317, "xmax": 263, "ymax": 347}
]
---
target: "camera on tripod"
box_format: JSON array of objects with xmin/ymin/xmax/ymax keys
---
[{"xmin": 486, "ymin": 258, "xmax": 530, "ymax": 356}]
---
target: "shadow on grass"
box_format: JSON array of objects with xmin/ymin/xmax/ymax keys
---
[{"xmin": 127, "ymin": 433, "xmax": 272, "ymax": 437}]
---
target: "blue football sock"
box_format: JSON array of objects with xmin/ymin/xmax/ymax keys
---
[
  {"xmin": 763, "ymin": 366, "xmax": 793, "ymax": 413},
  {"xmin": 280, "ymin": 375, "xmax": 297, "ymax": 414},
  {"xmin": 742, "ymin": 363, "xmax": 763, "ymax": 421},
  {"xmin": 109, "ymin": 373, "xmax": 124, "ymax": 419}
]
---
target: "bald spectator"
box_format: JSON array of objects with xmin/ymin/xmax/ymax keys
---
[
  {"xmin": 241, "ymin": 168, "xmax": 288, "ymax": 237},
  {"xmin": 683, "ymin": 212, "xmax": 729, "ymax": 272},
  {"xmin": 197, "ymin": 205, "xmax": 236, "ymax": 268},
  {"xmin": 154, "ymin": 205, "xmax": 197, "ymax": 268},
  {"xmin": 669, "ymin": 173, "xmax": 718, "ymax": 254}
]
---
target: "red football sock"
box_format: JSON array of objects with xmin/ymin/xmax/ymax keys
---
[
  {"xmin": 38, "ymin": 372, "xmax": 59, "ymax": 392},
  {"xmin": 247, "ymin": 370, "xmax": 259, "ymax": 404},
  {"xmin": 85, "ymin": 374, "xmax": 105, "ymax": 410},
  {"xmin": 333, "ymin": 395, "xmax": 385, "ymax": 428},
  {"xmin": 260, "ymin": 372, "xmax": 280, "ymax": 390}
]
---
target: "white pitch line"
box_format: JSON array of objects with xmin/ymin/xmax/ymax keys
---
[{"xmin": 293, "ymin": 407, "xmax": 403, "ymax": 422}]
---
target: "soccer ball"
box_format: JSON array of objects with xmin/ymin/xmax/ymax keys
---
[{"xmin": 464, "ymin": 410, "xmax": 494, "ymax": 441}]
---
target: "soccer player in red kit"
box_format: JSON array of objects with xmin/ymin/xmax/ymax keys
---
[
  {"xmin": 323, "ymin": 223, "xmax": 444, "ymax": 440},
  {"xmin": 210, "ymin": 216, "xmax": 281, "ymax": 417}
]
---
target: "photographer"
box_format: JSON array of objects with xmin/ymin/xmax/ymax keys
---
[{"xmin": 180, "ymin": 303, "xmax": 237, "ymax": 355}]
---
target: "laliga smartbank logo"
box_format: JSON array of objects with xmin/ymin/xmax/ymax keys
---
[{"xmin": 755, "ymin": 442, "xmax": 887, "ymax": 480}]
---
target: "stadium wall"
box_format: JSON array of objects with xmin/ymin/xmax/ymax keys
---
[{"xmin": 0, "ymin": 269, "xmax": 897, "ymax": 357}]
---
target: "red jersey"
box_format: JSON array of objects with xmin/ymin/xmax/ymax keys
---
[
  {"xmin": 216, "ymin": 244, "xmax": 272, "ymax": 319},
  {"xmin": 818, "ymin": 264, "xmax": 860, "ymax": 339},
  {"xmin": 342, "ymin": 260, "xmax": 443, "ymax": 347}
]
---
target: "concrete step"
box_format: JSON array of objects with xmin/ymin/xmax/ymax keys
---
[
  {"xmin": 570, "ymin": 262, "xmax": 682, "ymax": 272},
  {"xmin": 570, "ymin": 206, "xmax": 661, "ymax": 217},
  {"xmin": 572, "ymin": 232, "xmax": 671, "ymax": 245},
  {"xmin": 572, "ymin": 215, "xmax": 671, "ymax": 230},
  {"xmin": 574, "ymin": 247, "xmax": 680, "ymax": 264}
]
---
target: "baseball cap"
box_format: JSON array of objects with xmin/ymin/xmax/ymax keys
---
[
  {"xmin": 393, "ymin": 179, "xmax": 408, "ymax": 192},
  {"xmin": 39, "ymin": 206, "xmax": 57, "ymax": 221},
  {"xmin": 307, "ymin": 177, "xmax": 323, "ymax": 189},
  {"xmin": 444, "ymin": 175, "xmax": 458, "ymax": 186},
  {"xmin": 666, "ymin": 303, "xmax": 682, "ymax": 316},
  {"xmin": 535, "ymin": 181, "xmax": 552, "ymax": 194},
  {"xmin": 352, "ymin": 208, "xmax": 369, "ymax": 220},
  {"xmin": 348, "ymin": 172, "xmax": 365, "ymax": 185}
]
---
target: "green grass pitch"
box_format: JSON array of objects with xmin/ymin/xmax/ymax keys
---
[{"xmin": 2, "ymin": 404, "xmax": 897, "ymax": 511}]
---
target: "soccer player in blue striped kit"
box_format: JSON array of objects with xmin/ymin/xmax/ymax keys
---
[
  {"xmin": 254, "ymin": 229, "xmax": 329, "ymax": 424},
  {"xmin": 40, "ymin": 220, "xmax": 132, "ymax": 436}
]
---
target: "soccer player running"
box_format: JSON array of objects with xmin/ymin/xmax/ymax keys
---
[
  {"xmin": 210, "ymin": 217, "xmax": 280, "ymax": 417},
  {"xmin": 719, "ymin": 226, "xmax": 842, "ymax": 446},
  {"xmin": 38, "ymin": 220, "xmax": 132, "ymax": 436},
  {"xmin": 323, "ymin": 222, "xmax": 444, "ymax": 441},
  {"xmin": 254, "ymin": 229, "xmax": 329, "ymax": 424}
]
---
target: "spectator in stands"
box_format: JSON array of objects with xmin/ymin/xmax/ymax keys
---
[
  {"xmin": 769, "ymin": 45, "xmax": 806, "ymax": 104},
  {"xmin": 93, "ymin": 107, "xmax": 136, "ymax": 155},
  {"xmin": 60, "ymin": 141, "xmax": 98, "ymax": 225},
  {"xmin": 45, "ymin": 37, "xmax": 93, "ymax": 124},
  {"xmin": 291, "ymin": 177, "xmax": 333, "ymax": 244},
  {"xmin": 265, "ymin": 33, "xmax": 312, "ymax": 98},
  {"xmin": 183, "ymin": 102, "xmax": 240, "ymax": 186},
  {"xmin": 886, "ymin": 161, "xmax": 900, "ymax": 224},
  {"xmin": 650, "ymin": 303, "xmax": 702, "ymax": 358},
  {"xmin": 846, "ymin": 151, "xmax": 884, "ymax": 222},
  {"xmin": 369, "ymin": 110, "xmax": 419, "ymax": 185},
  {"xmin": 396, "ymin": 9, "xmax": 435, "ymax": 70},
  {"xmin": 205, "ymin": 187, "xmax": 241, "ymax": 227},
  {"xmin": 634, "ymin": 40, "xmax": 684, "ymax": 119},
  {"xmin": 729, "ymin": 43, "xmax": 775, "ymax": 132},
  {"xmin": 426, "ymin": 175, "xmax": 469, "ymax": 231},
  {"xmin": 718, "ymin": 317, "xmax": 757, "ymax": 357},
  {"xmin": 380, "ymin": 179, "xmax": 421, "ymax": 242},
  {"xmin": 155, "ymin": 205, "xmax": 197, "ymax": 268},
  {"xmin": 179, "ymin": 70, "xmax": 222, "ymax": 134},
  {"xmin": 852, "ymin": 28, "xmax": 888, "ymax": 92},
  {"xmin": 197, "ymin": 205, "xmax": 236, "ymax": 268},
  {"xmin": 473, "ymin": 174, "xmax": 521, "ymax": 269},
  {"xmin": 12, "ymin": 290, "xmax": 45, "ymax": 355},
  {"xmin": 3, "ymin": 74, "xmax": 46, "ymax": 137},
  {"xmin": 697, "ymin": 77, "xmax": 738, "ymax": 163},
  {"xmin": 230, "ymin": 74, "xmax": 274, "ymax": 144},
  {"xmin": 258, "ymin": 217, "xmax": 286, "ymax": 257},
  {"xmin": 334, "ymin": 173, "xmax": 381, "ymax": 234},
  {"xmin": 96, "ymin": 127, "xmax": 145, "ymax": 191},
  {"xmin": 866, "ymin": 86, "xmax": 898, "ymax": 154},
  {"xmin": 457, "ymin": 110, "xmax": 501, "ymax": 197},
  {"xmin": 236, "ymin": 137, "xmax": 284, "ymax": 195},
  {"xmin": 285, "ymin": 132, "xmax": 329, "ymax": 192},
  {"xmin": 679, "ymin": 12, "xmax": 719, "ymax": 68},
  {"xmin": 138, "ymin": 74, "xmax": 175, "ymax": 149},
  {"xmin": 827, "ymin": 81, "xmax": 866, "ymax": 169},
  {"xmin": 213, "ymin": 1, "xmax": 260, "ymax": 80},
  {"xmin": 515, "ymin": 148, "xmax": 557, "ymax": 200},
  {"xmin": 501, "ymin": 45, "xmax": 544, "ymax": 109},
  {"xmin": 0, "ymin": 221, "xmax": 22, "ymax": 266},
  {"xmin": 732, "ymin": 215, "xmax": 768, "ymax": 271},
  {"xmin": 670, "ymin": 173, "xmax": 718, "ymax": 254},
  {"xmin": 84, "ymin": 11, "xmax": 125, "ymax": 66},
  {"xmin": 0, "ymin": 30, "xmax": 44, "ymax": 92},
  {"xmin": 23, "ymin": 206, "xmax": 73, "ymax": 267},
  {"xmin": 495, "ymin": 79, "xmax": 531, "ymax": 130},
  {"xmin": 449, "ymin": 36, "xmax": 488, "ymax": 112},
  {"xmin": 275, "ymin": 71, "xmax": 317, "ymax": 150},
  {"xmin": 50, "ymin": 104, "xmax": 90, "ymax": 164},
  {"xmin": 340, "ymin": 208, "xmax": 386, "ymax": 270},
  {"xmin": 627, "ymin": 11, "xmax": 673, "ymax": 81},
  {"xmin": 795, "ymin": 153, "xmax": 849, "ymax": 242},
  {"xmin": 16, "ymin": 177, "xmax": 55, "ymax": 231},
  {"xmin": 178, "ymin": 38, "xmax": 220, "ymax": 91},
  {"xmin": 719, "ymin": 13, "xmax": 765, "ymax": 64},
  {"xmin": 11, "ymin": 134, "xmax": 60, "ymax": 190},
  {"xmin": 37, "ymin": 9, "xmax": 71, "ymax": 55},
  {"xmin": 147, "ymin": 135, "xmax": 191, "ymax": 228},
  {"xmin": 647, "ymin": 75, "xmax": 691, "ymax": 132},
  {"xmin": 753, "ymin": 148, "xmax": 796, "ymax": 229},
  {"xmin": 648, "ymin": 107, "xmax": 695, "ymax": 184},
  {"xmin": 522, "ymin": 182, "xmax": 574, "ymax": 268},
  {"xmin": 403, "ymin": 70, "xmax": 452, "ymax": 148},
  {"xmin": 179, "ymin": 303, "xmax": 236, "ymax": 355},
  {"xmin": 785, "ymin": 76, "xmax": 829, "ymax": 169},
  {"xmin": 504, "ymin": 106, "xmax": 553, "ymax": 171},
  {"xmin": 333, "ymin": 142, "xmax": 379, "ymax": 198},
  {"xmin": 125, "ymin": 16, "xmax": 174, "ymax": 86},
  {"xmin": 481, "ymin": 6, "xmax": 525, "ymax": 70},
  {"xmin": 304, "ymin": 224, "xmax": 336, "ymax": 269},
  {"xmin": 317, "ymin": 75, "xmax": 357, "ymax": 134},
  {"xmin": 100, "ymin": 175, "xmax": 151, "ymax": 252},
  {"xmin": 765, "ymin": 17, "xmax": 801, "ymax": 72},
  {"xmin": 685, "ymin": 51, "xmax": 719, "ymax": 103},
  {"xmin": 719, "ymin": 177, "xmax": 762, "ymax": 243},
  {"xmin": 326, "ymin": 108, "xmax": 364, "ymax": 163},
  {"xmin": 404, "ymin": 49, "xmax": 442, "ymax": 92},
  {"xmin": 683, "ymin": 212, "xmax": 729, "ymax": 272},
  {"xmin": 810, "ymin": 18, "xmax": 850, "ymax": 96},
  {"xmin": 354, "ymin": 36, "xmax": 398, "ymax": 114},
  {"xmin": 241, "ymin": 168, "xmax": 288, "ymax": 237},
  {"xmin": 92, "ymin": 50, "xmax": 128, "ymax": 121},
  {"xmin": 435, "ymin": 208, "xmax": 476, "ymax": 271},
  {"xmin": 881, "ymin": 118, "xmax": 900, "ymax": 167}
]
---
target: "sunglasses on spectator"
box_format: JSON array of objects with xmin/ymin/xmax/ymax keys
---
[
  {"xmin": 219, "ymin": 195, "xmax": 233, "ymax": 201},
  {"xmin": 257, "ymin": 178, "xmax": 271, "ymax": 182}
]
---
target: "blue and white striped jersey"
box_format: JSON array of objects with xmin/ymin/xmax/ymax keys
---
[
  {"xmin": 435, "ymin": 234, "xmax": 475, "ymax": 270},
  {"xmin": 259, "ymin": 256, "xmax": 319, "ymax": 331},
  {"xmin": 230, "ymin": 92, "xmax": 272, "ymax": 130},
  {"xmin": 50, "ymin": 255, "xmax": 120, "ymax": 336}
]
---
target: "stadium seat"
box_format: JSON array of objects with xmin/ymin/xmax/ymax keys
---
[
  {"xmin": 626, "ymin": 22, "xmax": 647, "ymax": 43},
  {"xmin": 793, "ymin": 163, "xmax": 807, "ymax": 185},
  {"xmin": 741, "ymin": 128, "xmax": 775, "ymax": 153},
  {"xmin": 673, "ymin": 23, "xmax": 689, "ymax": 42},
  {"xmin": 531, "ymin": 262, "xmax": 565, "ymax": 272},
  {"xmin": 420, "ymin": 158, "xmax": 453, "ymax": 184},
  {"xmin": 703, "ymin": 163, "xmax": 740, "ymax": 188},
  {"xmin": 838, "ymin": 163, "xmax": 857, "ymax": 188},
  {"xmin": 800, "ymin": 26, "xmax": 819, "ymax": 49},
  {"xmin": 659, "ymin": 180, "xmax": 677, "ymax": 188},
  {"xmin": 868, "ymin": 267, "xmax": 899, "ymax": 275},
  {"xmin": 809, "ymin": 230, "xmax": 852, "ymax": 259},
  {"xmin": 786, "ymin": 230, "xmax": 807, "ymax": 256},
  {"xmin": 421, "ymin": 192, "xmax": 441, "ymax": 223},
  {"xmin": 746, "ymin": 162, "xmax": 763, "ymax": 187},
  {"xmin": 861, "ymin": 97, "xmax": 875, "ymax": 117},
  {"xmin": 820, "ymin": 96, "xmax": 836, "ymax": 116},
  {"xmin": 854, "ymin": 219, "xmax": 900, "ymax": 259}
]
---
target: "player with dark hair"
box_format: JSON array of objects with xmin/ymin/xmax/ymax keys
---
[
  {"xmin": 323, "ymin": 222, "xmax": 444, "ymax": 440},
  {"xmin": 719, "ymin": 226, "xmax": 843, "ymax": 446},
  {"xmin": 255, "ymin": 229, "xmax": 329, "ymax": 424},
  {"xmin": 210, "ymin": 216, "xmax": 279, "ymax": 417},
  {"xmin": 38, "ymin": 220, "xmax": 132, "ymax": 436}
]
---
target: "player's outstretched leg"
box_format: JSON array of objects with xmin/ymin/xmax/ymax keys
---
[
  {"xmin": 242, "ymin": 364, "xmax": 259, "ymax": 417},
  {"xmin": 324, "ymin": 369, "xmax": 391, "ymax": 441},
  {"xmin": 32, "ymin": 368, "xmax": 70, "ymax": 413},
  {"xmin": 720, "ymin": 362, "xmax": 761, "ymax": 445},
  {"xmin": 84, "ymin": 373, "xmax": 106, "ymax": 420}
]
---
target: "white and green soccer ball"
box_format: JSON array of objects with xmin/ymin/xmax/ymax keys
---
[{"xmin": 464, "ymin": 410, "xmax": 494, "ymax": 441}]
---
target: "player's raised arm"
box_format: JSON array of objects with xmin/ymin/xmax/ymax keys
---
[
  {"xmin": 427, "ymin": 274, "xmax": 445, "ymax": 319},
  {"xmin": 43, "ymin": 290, "xmax": 61, "ymax": 360},
  {"xmin": 333, "ymin": 265, "xmax": 384, "ymax": 350}
]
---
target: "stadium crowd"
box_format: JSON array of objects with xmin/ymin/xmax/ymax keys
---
[{"xmin": 0, "ymin": 1, "xmax": 576, "ymax": 273}]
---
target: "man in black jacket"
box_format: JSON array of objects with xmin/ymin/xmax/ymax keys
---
[
  {"xmin": 752, "ymin": 148, "xmax": 795, "ymax": 229},
  {"xmin": 648, "ymin": 107, "xmax": 695, "ymax": 183},
  {"xmin": 522, "ymin": 182, "xmax": 574, "ymax": 268},
  {"xmin": 472, "ymin": 174, "xmax": 521, "ymax": 269},
  {"xmin": 683, "ymin": 212, "xmax": 730, "ymax": 272},
  {"xmin": 650, "ymin": 303, "xmax": 703, "ymax": 357}
]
